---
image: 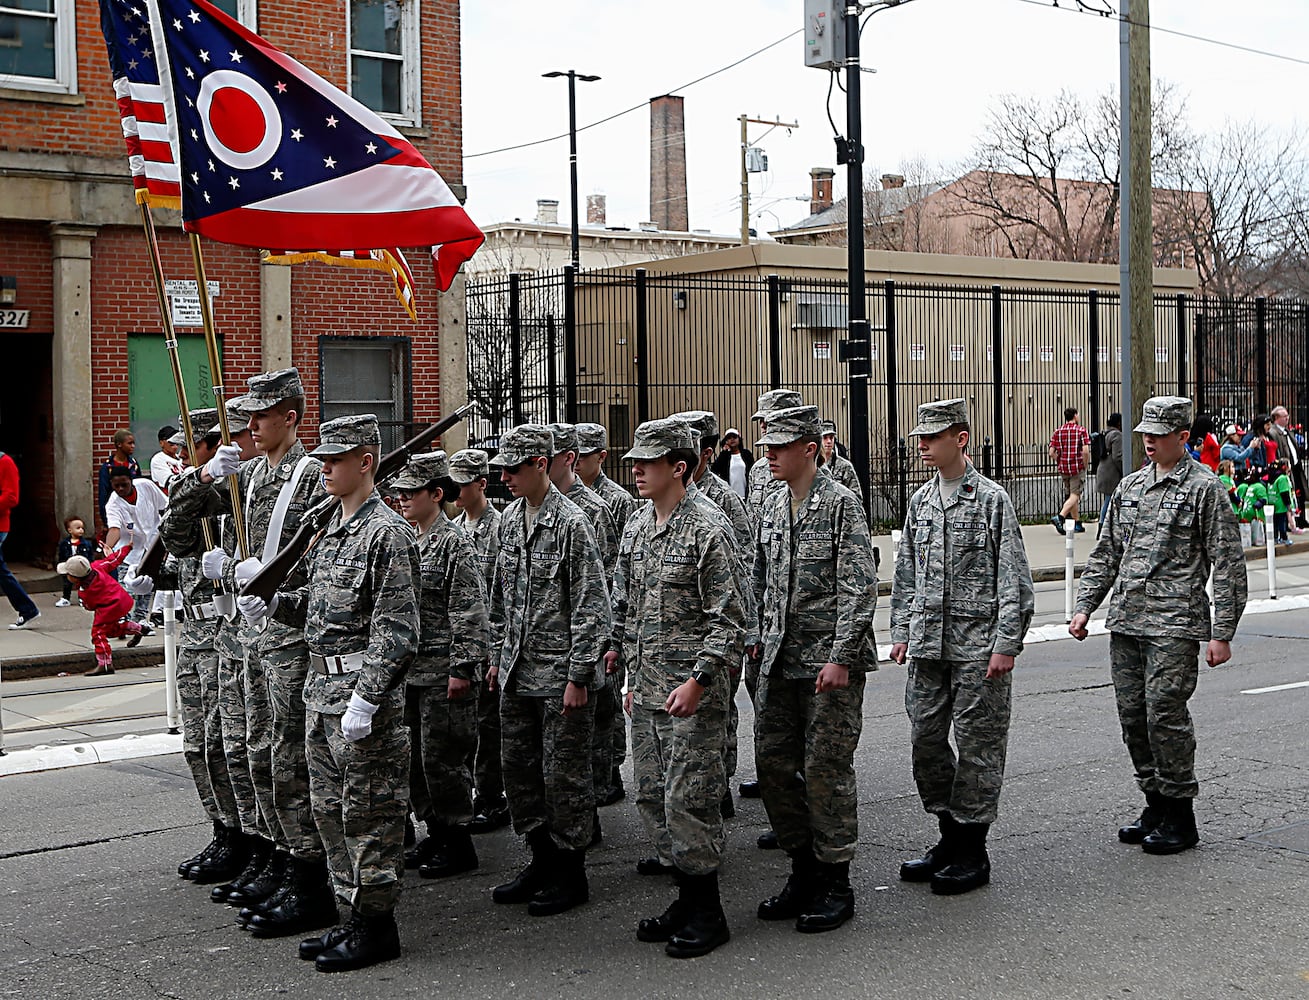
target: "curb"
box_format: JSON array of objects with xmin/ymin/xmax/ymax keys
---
[
  {"xmin": 1, "ymin": 646, "xmax": 164, "ymax": 681},
  {"xmin": 0, "ymin": 732, "xmax": 182, "ymax": 777}
]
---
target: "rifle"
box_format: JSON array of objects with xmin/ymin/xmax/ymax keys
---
[
  {"xmin": 240, "ymin": 402, "xmax": 475, "ymax": 604},
  {"xmin": 136, "ymin": 533, "xmax": 169, "ymax": 580}
]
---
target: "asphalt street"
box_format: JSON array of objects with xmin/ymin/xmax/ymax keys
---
[{"xmin": 2, "ymin": 607, "xmax": 1307, "ymax": 1000}]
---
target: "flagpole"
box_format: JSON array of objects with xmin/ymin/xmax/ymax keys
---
[
  {"xmin": 188, "ymin": 231, "xmax": 251, "ymax": 560},
  {"xmin": 138, "ymin": 202, "xmax": 215, "ymax": 553}
]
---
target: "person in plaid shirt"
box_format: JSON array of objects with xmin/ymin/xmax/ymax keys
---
[{"xmin": 1048, "ymin": 408, "xmax": 1091, "ymax": 534}]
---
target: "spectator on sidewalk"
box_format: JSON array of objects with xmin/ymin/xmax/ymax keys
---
[
  {"xmin": 1095, "ymin": 413, "xmax": 1123, "ymax": 539},
  {"xmin": 1269, "ymin": 459, "xmax": 1294, "ymax": 545},
  {"xmin": 1191, "ymin": 416, "xmax": 1221, "ymax": 472},
  {"xmin": 1219, "ymin": 424, "xmax": 1258, "ymax": 470},
  {"xmin": 1, "ymin": 448, "xmax": 42, "ymax": 629},
  {"xmin": 150, "ymin": 425, "xmax": 186, "ymax": 492},
  {"xmin": 711, "ymin": 427, "xmax": 753, "ymax": 500},
  {"xmin": 1268, "ymin": 406, "xmax": 1308, "ymax": 529},
  {"xmin": 104, "ymin": 468, "xmax": 168, "ymax": 620},
  {"xmin": 55, "ymin": 515, "xmax": 98, "ymax": 607},
  {"xmin": 58, "ymin": 548, "xmax": 153, "ymax": 677},
  {"xmin": 1049, "ymin": 407, "xmax": 1091, "ymax": 534},
  {"xmin": 97, "ymin": 429, "xmax": 142, "ymax": 529}
]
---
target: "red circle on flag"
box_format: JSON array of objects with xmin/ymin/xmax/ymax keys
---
[{"xmin": 208, "ymin": 87, "xmax": 265, "ymax": 155}]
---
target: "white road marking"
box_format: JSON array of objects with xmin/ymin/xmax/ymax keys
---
[{"xmin": 1241, "ymin": 680, "xmax": 1309, "ymax": 695}]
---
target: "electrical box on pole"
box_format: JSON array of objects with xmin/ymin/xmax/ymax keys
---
[
  {"xmin": 804, "ymin": 0, "xmax": 846, "ymax": 70},
  {"xmin": 745, "ymin": 147, "xmax": 769, "ymax": 173}
]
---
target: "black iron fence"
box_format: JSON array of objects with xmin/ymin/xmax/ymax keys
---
[{"xmin": 466, "ymin": 267, "xmax": 1309, "ymax": 528}]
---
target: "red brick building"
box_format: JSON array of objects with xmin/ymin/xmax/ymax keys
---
[{"xmin": 0, "ymin": 0, "xmax": 470, "ymax": 561}]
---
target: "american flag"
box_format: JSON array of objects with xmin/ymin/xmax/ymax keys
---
[
  {"xmin": 261, "ymin": 248, "xmax": 419, "ymax": 322},
  {"xmin": 99, "ymin": 0, "xmax": 182, "ymax": 206},
  {"xmin": 143, "ymin": 0, "xmax": 483, "ymax": 290}
]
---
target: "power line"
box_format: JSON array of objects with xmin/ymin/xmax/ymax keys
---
[{"xmin": 465, "ymin": 29, "xmax": 803, "ymax": 159}]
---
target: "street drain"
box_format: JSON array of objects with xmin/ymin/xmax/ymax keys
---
[{"xmin": 1245, "ymin": 821, "xmax": 1309, "ymax": 854}]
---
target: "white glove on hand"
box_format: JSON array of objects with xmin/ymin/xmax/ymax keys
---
[
  {"xmin": 122, "ymin": 571, "xmax": 154, "ymax": 596},
  {"xmin": 203, "ymin": 443, "xmax": 242, "ymax": 481},
  {"xmin": 234, "ymin": 557, "xmax": 262, "ymax": 589},
  {"xmin": 236, "ymin": 593, "xmax": 276, "ymax": 624},
  {"xmin": 201, "ymin": 548, "xmax": 228, "ymax": 581},
  {"xmin": 341, "ymin": 691, "xmax": 379, "ymax": 743}
]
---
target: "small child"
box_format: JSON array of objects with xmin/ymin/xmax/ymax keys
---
[
  {"xmin": 57, "ymin": 547, "xmax": 154, "ymax": 677},
  {"xmin": 1239, "ymin": 470, "xmax": 1270, "ymax": 546},
  {"xmin": 54, "ymin": 515, "xmax": 97, "ymax": 607},
  {"xmin": 1216, "ymin": 460, "xmax": 1238, "ymax": 511},
  {"xmin": 1269, "ymin": 459, "xmax": 1295, "ymax": 545}
]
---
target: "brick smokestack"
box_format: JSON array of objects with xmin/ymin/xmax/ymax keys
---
[
  {"xmin": 880, "ymin": 173, "xmax": 905, "ymax": 190},
  {"xmin": 535, "ymin": 198, "xmax": 559, "ymax": 224},
  {"xmin": 650, "ymin": 95, "xmax": 688, "ymax": 231},
  {"xmin": 586, "ymin": 193, "xmax": 606, "ymax": 226},
  {"xmin": 810, "ymin": 167, "xmax": 835, "ymax": 215}
]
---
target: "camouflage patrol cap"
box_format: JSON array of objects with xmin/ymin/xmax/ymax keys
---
[
  {"xmin": 820, "ymin": 419, "xmax": 838, "ymax": 437},
  {"xmin": 229, "ymin": 367, "xmax": 305, "ymax": 414},
  {"xmin": 752, "ymin": 388, "xmax": 804, "ymax": 421},
  {"xmin": 391, "ymin": 450, "xmax": 449, "ymax": 490},
  {"xmin": 575, "ymin": 423, "xmax": 608, "ymax": 455},
  {"xmin": 1134, "ymin": 395, "xmax": 1193, "ymax": 435},
  {"xmin": 448, "ymin": 448, "xmax": 490, "ymax": 484},
  {"xmin": 309, "ymin": 413, "xmax": 381, "ymax": 457},
  {"xmin": 909, "ymin": 398, "xmax": 969, "ymax": 436},
  {"xmin": 547, "ymin": 422, "xmax": 579, "ymax": 455},
  {"xmin": 624, "ymin": 417, "xmax": 696, "ymax": 461},
  {"xmin": 757, "ymin": 405, "xmax": 823, "ymax": 446},
  {"xmin": 489, "ymin": 424, "xmax": 553, "ymax": 467},
  {"xmin": 171, "ymin": 407, "xmax": 219, "ymax": 446},
  {"xmin": 672, "ymin": 410, "xmax": 719, "ymax": 445}
]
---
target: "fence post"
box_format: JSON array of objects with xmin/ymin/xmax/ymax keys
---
[
  {"xmin": 885, "ymin": 279, "xmax": 900, "ymax": 513},
  {"xmin": 635, "ymin": 268, "xmax": 650, "ymax": 427},
  {"xmin": 1302, "ymin": 304, "xmax": 1309, "ymax": 428},
  {"xmin": 563, "ymin": 266, "xmax": 578, "ymax": 423},
  {"xmin": 897, "ymin": 436, "xmax": 909, "ymax": 525},
  {"xmin": 1256, "ymin": 296, "xmax": 1268, "ymax": 416},
  {"xmin": 546, "ymin": 313, "xmax": 559, "ymax": 424},
  {"xmin": 1176, "ymin": 293, "xmax": 1188, "ymax": 396},
  {"xmin": 981, "ymin": 437, "xmax": 993, "ymax": 479},
  {"xmin": 991, "ymin": 285, "xmax": 1005, "ymax": 480},
  {"xmin": 509, "ymin": 272, "xmax": 524, "ymax": 425},
  {"xmin": 1088, "ymin": 289, "xmax": 1101, "ymax": 433},
  {"xmin": 1194, "ymin": 306, "xmax": 1207, "ymax": 416},
  {"xmin": 767, "ymin": 274, "xmax": 783, "ymax": 390}
]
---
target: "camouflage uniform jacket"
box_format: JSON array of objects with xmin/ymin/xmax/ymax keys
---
[
  {"xmin": 565, "ymin": 476, "xmax": 618, "ymax": 578},
  {"xmin": 827, "ymin": 454, "xmax": 863, "ymax": 501},
  {"xmin": 591, "ymin": 471, "xmax": 638, "ymax": 538},
  {"xmin": 745, "ymin": 457, "xmax": 779, "ymax": 525},
  {"xmin": 273, "ymin": 492, "xmax": 420, "ymax": 713},
  {"xmin": 454, "ymin": 504, "xmax": 501, "ymax": 597},
  {"xmin": 889, "ymin": 464, "xmax": 1035, "ymax": 660},
  {"xmin": 152, "ymin": 552, "xmax": 218, "ymax": 653},
  {"xmin": 490, "ymin": 483, "xmax": 613, "ymax": 696},
  {"xmin": 1075, "ymin": 455, "xmax": 1247, "ymax": 641},
  {"xmin": 752, "ymin": 472, "xmax": 878, "ymax": 677},
  {"xmin": 691, "ymin": 475, "xmax": 759, "ymax": 646},
  {"xmin": 158, "ymin": 506, "xmax": 233, "ymax": 655},
  {"xmin": 612, "ymin": 493, "xmax": 746, "ymax": 708},
  {"xmin": 409, "ymin": 511, "xmax": 489, "ymax": 687}
]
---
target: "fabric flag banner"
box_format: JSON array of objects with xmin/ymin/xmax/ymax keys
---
[
  {"xmin": 261, "ymin": 248, "xmax": 418, "ymax": 322},
  {"xmin": 143, "ymin": 0, "xmax": 482, "ymax": 290},
  {"xmin": 99, "ymin": 0, "xmax": 183, "ymax": 207}
]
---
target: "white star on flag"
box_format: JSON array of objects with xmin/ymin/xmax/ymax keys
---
[
  {"xmin": 199, "ymin": 49, "xmax": 209, "ymax": 62},
  {"xmin": 271, "ymin": 169, "xmax": 283, "ymax": 180},
  {"xmin": 324, "ymin": 157, "xmax": 336, "ymax": 169},
  {"xmin": 228, "ymin": 177, "xmax": 240, "ymax": 189},
  {"xmin": 365, "ymin": 142, "xmax": 377, "ymax": 154},
  {"xmin": 229, "ymin": 49, "xmax": 242, "ymax": 63},
  {"xmin": 291, "ymin": 129, "xmax": 303, "ymax": 141},
  {"xmin": 275, "ymin": 81, "xmax": 287, "ymax": 93},
  {"xmin": 172, "ymin": 18, "xmax": 182, "ymax": 30},
  {"xmin": 187, "ymin": 9, "xmax": 200, "ymax": 22},
  {"xmin": 325, "ymin": 115, "xmax": 338, "ymax": 128}
]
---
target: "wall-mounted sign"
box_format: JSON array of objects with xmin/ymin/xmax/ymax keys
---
[
  {"xmin": 813, "ymin": 341, "xmax": 831, "ymax": 360},
  {"xmin": 165, "ymin": 280, "xmax": 221, "ymax": 329},
  {"xmin": 0, "ymin": 309, "xmax": 31, "ymax": 329}
]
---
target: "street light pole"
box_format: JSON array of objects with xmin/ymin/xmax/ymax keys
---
[{"xmin": 543, "ymin": 70, "xmax": 600, "ymax": 270}]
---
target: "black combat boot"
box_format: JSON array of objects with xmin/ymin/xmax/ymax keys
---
[
  {"xmin": 900, "ymin": 812, "xmax": 959, "ymax": 882},
  {"xmin": 469, "ymin": 795, "xmax": 511, "ymax": 834},
  {"xmin": 738, "ymin": 779, "xmax": 762, "ymax": 799},
  {"xmin": 492, "ymin": 826, "xmax": 554, "ymax": 903},
  {"xmin": 403, "ymin": 816, "xmax": 416, "ymax": 848},
  {"xmin": 1141, "ymin": 797, "xmax": 1199, "ymax": 855},
  {"xmin": 758, "ymin": 848, "xmax": 816, "ymax": 921},
  {"xmin": 246, "ymin": 856, "xmax": 337, "ymax": 938},
  {"xmin": 527, "ymin": 848, "xmax": 589, "ymax": 917},
  {"xmin": 666, "ymin": 871, "xmax": 730, "ymax": 958},
  {"xmin": 757, "ymin": 829, "xmax": 780, "ymax": 850},
  {"xmin": 404, "ymin": 826, "xmax": 445, "ymax": 870},
  {"xmin": 720, "ymin": 790, "xmax": 736, "ymax": 819},
  {"xmin": 636, "ymin": 856, "xmax": 675, "ymax": 876},
  {"xmin": 236, "ymin": 852, "xmax": 295, "ymax": 926},
  {"xmin": 1118, "ymin": 790, "xmax": 1168, "ymax": 844},
  {"xmin": 230, "ymin": 847, "xmax": 289, "ymax": 908},
  {"xmin": 314, "ymin": 909, "xmax": 402, "ymax": 973},
  {"xmin": 418, "ymin": 825, "xmax": 478, "ymax": 878},
  {"xmin": 637, "ymin": 868, "xmax": 692, "ymax": 942},
  {"xmin": 931, "ymin": 823, "xmax": 991, "ymax": 895},
  {"xmin": 212, "ymin": 836, "xmax": 272, "ymax": 903},
  {"xmin": 796, "ymin": 860, "xmax": 855, "ymax": 932},
  {"xmin": 189, "ymin": 827, "xmax": 251, "ymax": 884},
  {"xmin": 298, "ymin": 910, "xmax": 354, "ymax": 961},
  {"xmin": 589, "ymin": 809, "xmax": 603, "ymax": 848},
  {"xmin": 178, "ymin": 820, "xmax": 225, "ymax": 879}
]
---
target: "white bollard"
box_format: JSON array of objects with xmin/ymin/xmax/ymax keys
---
[
  {"xmin": 1265, "ymin": 503, "xmax": 1277, "ymax": 599},
  {"xmin": 163, "ymin": 602, "xmax": 180, "ymax": 734},
  {"xmin": 0, "ymin": 660, "xmax": 7, "ymax": 756},
  {"xmin": 891, "ymin": 529, "xmax": 902, "ymax": 564},
  {"xmin": 1064, "ymin": 518, "xmax": 1076, "ymax": 622}
]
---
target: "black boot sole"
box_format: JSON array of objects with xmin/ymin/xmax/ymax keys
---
[
  {"xmin": 666, "ymin": 927, "xmax": 730, "ymax": 957},
  {"xmin": 314, "ymin": 945, "xmax": 401, "ymax": 973},
  {"xmin": 1140, "ymin": 837, "xmax": 1198, "ymax": 855},
  {"xmin": 418, "ymin": 857, "xmax": 479, "ymax": 879},
  {"xmin": 930, "ymin": 873, "xmax": 989, "ymax": 895}
]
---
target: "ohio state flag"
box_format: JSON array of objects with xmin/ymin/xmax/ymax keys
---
[{"xmin": 144, "ymin": 0, "xmax": 482, "ymax": 289}]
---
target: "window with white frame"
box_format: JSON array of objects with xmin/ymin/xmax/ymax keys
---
[
  {"xmin": 207, "ymin": 0, "xmax": 258, "ymax": 28},
  {"xmin": 0, "ymin": 0, "xmax": 76, "ymax": 95},
  {"xmin": 320, "ymin": 337, "xmax": 411, "ymax": 453},
  {"xmin": 348, "ymin": 0, "xmax": 420, "ymax": 125}
]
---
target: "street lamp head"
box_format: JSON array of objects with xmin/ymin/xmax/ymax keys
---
[
  {"xmin": 576, "ymin": 74, "xmax": 601, "ymax": 83},
  {"xmin": 542, "ymin": 70, "xmax": 601, "ymax": 82},
  {"xmin": 542, "ymin": 71, "xmax": 566, "ymax": 78}
]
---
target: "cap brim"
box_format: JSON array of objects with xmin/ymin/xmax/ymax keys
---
[
  {"xmin": 56, "ymin": 561, "xmax": 70, "ymax": 575},
  {"xmin": 448, "ymin": 471, "xmax": 477, "ymax": 484},
  {"xmin": 308, "ymin": 442, "xmax": 360, "ymax": 458},
  {"xmin": 1133, "ymin": 420, "xmax": 1177, "ymax": 435},
  {"xmin": 488, "ymin": 451, "xmax": 529, "ymax": 468},
  {"xmin": 389, "ymin": 473, "xmax": 429, "ymax": 490},
  {"xmin": 908, "ymin": 421, "xmax": 953, "ymax": 437},
  {"xmin": 167, "ymin": 432, "xmax": 186, "ymax": 446},
  {"xmin": 623, "ymin": 446, "xmax": 670, "ymax": 461},
  {"xmin": 757, "ymin": 431, "xmax": 803, "ymax": 446}
]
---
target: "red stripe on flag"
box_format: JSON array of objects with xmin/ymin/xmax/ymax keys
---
[
  {"xmin": 134, "ymin": 102, "xmax": 168, "ymax": 125},
  {"xmin": 139, "ymin": 139, "xmax": 175, "ymax": 165}
]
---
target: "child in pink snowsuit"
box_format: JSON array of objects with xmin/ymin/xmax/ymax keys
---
[{"xmin": 58, "ymin": 547, "xmax": 151, "ymax": 676}]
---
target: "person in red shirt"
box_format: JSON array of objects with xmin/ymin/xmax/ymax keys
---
[
  {"xmin": 1, "ymin": 450, "xmax": 42, "ymax": 629},
  {"xmin": 57, "ymin": 548, "xmax": 154, "ymax": 676},
  {"xmin": 1192, "ymin": 416, "xmax": 1221, "ymax": 472},
  {"xmin": 1048, "ymin": 407, "xmax": 1092, "ymax": 534}
]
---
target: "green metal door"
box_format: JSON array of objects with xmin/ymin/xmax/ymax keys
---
[{"xmin": 127, "ymin": 332, "xmax": 224, "ymax": 462}]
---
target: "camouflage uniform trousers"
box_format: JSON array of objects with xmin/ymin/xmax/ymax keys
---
[
  {"xmin": 1109, "ymin": 633, "xmax": 1202, "ymax": 800},
  {"xmin": 177, "ymin": 645, "xmax": 238, "ymax": 827},
  {"xmin": 240, "ymin": 643, "xmax": 279, "ymax": 844},
  {"xmin": 724, "ymin": 659, "xmax": 746, "ymax": 779},
  {"xmin": 591, "ymin": 673, "xmax": 621, "ymax": 798},
  {"xmin": 404, "ymin": 684, "xmax": 478, "ymax": 828},
  {"xmin": 500, "ymin": 689, "xmax": 596, "ymax": 851},
  {"xmin": 632, "ymin": 699, "xmax": 728, "ymax": 876},
  {"xmin": 473, "ymin": 683, "xmax": 504, "ymax": 802},
  {"xmin": 610, "ymin": 687, "xmax": 628, "ymax": 780},
  {"xmin": 755, "ymin": 667, "xmax": 866, "ymax": 863},
  {"xmin": 265, "ymin": 644, "xmax": 324, "ymax": 860},
  {"xmin": 216, "ymin": 650, "xmax": 259, "ymax": 835},
  {"xmin": 306, "ymin": 705, "xmax": 410, "ymax": 916},
  {"xmin": 905, "ymin": 657, "xmax": 1011, "ymax": 825}
]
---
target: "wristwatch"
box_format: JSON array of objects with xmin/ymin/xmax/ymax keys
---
[{"xmin": 690, "ymin": 669, "xmax": 712, "ymax": 688}]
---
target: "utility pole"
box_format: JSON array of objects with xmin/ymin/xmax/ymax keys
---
[
  {"xmin": 842, "ymin": 1, "xmax": 871, "ymax": 507},
  {"xmin": 739, "ymin": 115, "xmax": 798, "ymax": 245},
  {"xmin": 1119, "ymin": 0, "xmax": 1153, "ymax": 474},
  {"xmin": 543, "ymin": 69, "xmax": 601, "ymax": 269}
]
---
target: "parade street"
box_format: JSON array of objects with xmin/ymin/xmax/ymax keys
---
[{"xmin": 2, "ymin": 608, "xmax": 1306, "ymax": 1000}]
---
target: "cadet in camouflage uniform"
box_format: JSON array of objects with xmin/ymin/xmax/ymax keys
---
[
  {"xmin": 889, "ymin": 399, "xmax": 1035, "ymax": 895},
  {"xmin": 546, "ymin": 422, "xmax": 622, "ymax": 817},
  {"xmin": 745, "ymin": 389, "xmax": 804, "ymax": 525},
  {"xmin": 820, "ymin": 420, "xmax": 864, "ymax": 505},
  {"xmin": 245, "ymin": 414, "xmax": 420, "ymax": 973},
  {"xmin": 609, "ymin": 419, "xmax": 746, "ymax": 958},
  {"xmin": 167, "ymin": 369, "xmax": 331, "ymax": 933},
  {"xmin": 393, "ymin": 450, "xmax": 489, "ymax": 879},
  {"xmin": 751, "ymin": 404, "xmax": 878, "ymax": 933},
  {"xmin": 488, "ymin": 425, "xmax": 612, "ymax": 916},
  {"xmin": 1071, "ymin": 396, "xmax": 1247, "ymax": 855},
  {"xmin": 449, "ymin": 448, "xmax": 509, "ymax": 833}
]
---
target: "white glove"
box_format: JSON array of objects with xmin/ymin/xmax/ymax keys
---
[
  {"xmin": 237, "ymin": 593, "xmax": 277, "ymax": 624},
  {"xmin": 201, "ymin": 548, "xmax": 228, "ymax": 581},
  {"xmin": 234, "ymin": 557, "xmax": 262, "ymax": 589},
  {"xmin": 341, "ymin": 691, "xmax": 379, "ymax": 742},
  {"xmin": 203, "ymin": 443, "xmax": 242, "ymax": 480},
  {"xmin": 122, "ymin": 571, "xmax": 154, "ymax": 596}
]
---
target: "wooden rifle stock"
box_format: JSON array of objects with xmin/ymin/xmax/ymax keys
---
[
  {"xmin": 136, "ymin": 533, "xmax": 169, "ymax": 580},
  {"xmin": 240, "ymin": 403, "xmax": 475, "ymax": 604}
]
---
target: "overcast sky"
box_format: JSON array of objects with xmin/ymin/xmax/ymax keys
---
[{"xmin": 460, "ymin": 1, "xmax": 1307, "ymax": 238}]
